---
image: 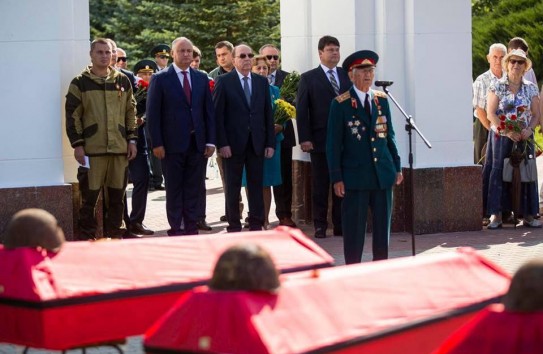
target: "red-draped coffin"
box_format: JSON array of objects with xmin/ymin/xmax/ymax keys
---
[
  {"xmin": 144, "ymin": 248, "xmax": 511, "ymax": 354},
  {"xmin": 0, "ymin": 227, "xmax": 333, "ymax": 350},
  {"xmin": 434, "ymin": 304, "xmax": 543, "ymax": 354}
]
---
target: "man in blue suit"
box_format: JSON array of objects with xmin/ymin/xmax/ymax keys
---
[
  {"xmin": 147, "ymin": 37, "xmax": 216, "ymax": 236},
  {"xmin": 296, "ymin": 35, "xmax": 352, "ymax": 238},
  {"xmin": 327, "ymin": 50, "xmax": 403, "ymax": 263},
  {"xmin": 213, "ymin": 44, "xmax": 275, "ymax": 232}
]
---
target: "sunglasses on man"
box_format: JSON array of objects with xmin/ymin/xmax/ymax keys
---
[
  {"xmin": 237, "ymin": 53, "xmax": 255, "ymax": 59},
  {"xmin": 117, "ymin": 57, "xmax": 128, "ymax": 62},
  {"xmin": 266, "ymin": 55, "xmax": 279, "ymax": 60}
]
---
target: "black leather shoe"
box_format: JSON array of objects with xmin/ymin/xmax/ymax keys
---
[
  {"xmin": 167, "ymin": 229, "xmax": 184, "ymax": 236},
  {"xmin": 154, "ymin": 184, "xmax": 165, "ymax": 191},
  {"xmin": 197, "ymin": 220, "xmax": 212, "ymax": 231},
  {"xmin": 314, "ymin": 228, "xmax": 326, "ymax": 238},
  {"xmin": 123, "ymin": 230, "xmax": 143, "ymax": 239},
  {"xmin": 129, "ymin": 222, "xmax": 155, "ymax": 235}
]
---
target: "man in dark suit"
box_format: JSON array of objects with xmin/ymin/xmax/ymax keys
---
[
  {"xmin": 327, "ymin": 50, "xmax": 403, "ymax": 263},
  {"xmin": 123, "ymin": 59, "xmax": 158, "ymax": 238},
  {"xmin": 259, "ymin": 44, "xmax": 297, "ymax": 228},
  {"xmin": 213, "ymin": 44, "xmax": 275, "ymax": 232},
  {"xmin": 296, "ymin": 35, "xmax": 351, "ymax": 238},
  {"xmin": 147, "ymin": 37, "xmax": 216, "ymax": 236}
]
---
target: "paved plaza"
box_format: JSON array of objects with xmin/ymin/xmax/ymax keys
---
[{"xmin": 2, "ymin": 162, "xmax": 543, "ymax": 354}]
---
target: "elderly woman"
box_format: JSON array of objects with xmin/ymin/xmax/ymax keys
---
[
  {"xmin": 242, "ymin": 55, "xmax": 284, "ymax": 229},
  {"xmin": 483, "ymin": 49, "xmax": 541, "ymax": 229}
]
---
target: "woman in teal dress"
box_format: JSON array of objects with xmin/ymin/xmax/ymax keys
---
[{"xmin": 242, "ymin": 55, "xmax": 283, "ymax": 229}]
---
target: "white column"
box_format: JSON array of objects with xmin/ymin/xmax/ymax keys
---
[
  {"xmin": 0, "ymin": 0, "xmax": 89, "ymax": 188},
  {"xmin": 281, "ymin": 0, "xmax": 472, "ymax": 168}
]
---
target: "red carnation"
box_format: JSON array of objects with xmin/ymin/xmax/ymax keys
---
[
  {"xmin": 499, "ymin": 115, "xmax": 506, "ymax": 121},
  {"xmin": 508, "ymin": 124, "xmax": 514, "ymax": 130},
  {"xmin": 208, "ymin": 80, "xmax": 215, "ymax": 92},
  {"xmin": 500, "ymin": 121, "xmax": 506, "ymax": 129},
  {"xmin": 510, "ymin": 114, "xmax": 517, "ymax": 120}
]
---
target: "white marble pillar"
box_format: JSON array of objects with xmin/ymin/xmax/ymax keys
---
[{"xmin": 0, "ymin": 0, "xmax": 90, "ymax": 236}]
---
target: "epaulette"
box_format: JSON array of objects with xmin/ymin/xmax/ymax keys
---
[
  {"xmin": 373, "ymin": 90, "xmax": 387, "ymax": 98},
  {"xmin": 335, "ymin": 91, "xmax": 351, "ymax": 103}
]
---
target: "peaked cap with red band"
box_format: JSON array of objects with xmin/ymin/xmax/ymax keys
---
[{"xmin": 342, "ymin": 50, "xmax": 379, "ymax": 72}]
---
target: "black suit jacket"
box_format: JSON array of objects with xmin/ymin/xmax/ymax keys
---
[
  {"xmin": 213, "ymin": 70, "xmax": 274, "ymax": 155},
  {"xmin": 147, "ymin": 66, "xmax": 216, "ymax": 154},
  {"xmin": 296, "ymin": 66, "xmax": 351, "ymax": 152},
  {"xmin": 273, "ymin": 69, "xmax": 290, "ymax": 88}
]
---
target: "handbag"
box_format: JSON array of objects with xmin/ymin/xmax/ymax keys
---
[{"xmin": 503, "ymin": 157, "xmax": 537, "ymax": 182}]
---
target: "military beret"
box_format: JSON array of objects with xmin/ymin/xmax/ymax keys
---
[
  {"xmin": 151, "ymin": 44, "xmax": 171, "ymax": 57},
  {"xmin": 133, "ymin": 59, "xmax": 158, "ymax": 74},
  {"xmin": 342, "ymin": 50, "xmax": 379, "ymax": 72}
]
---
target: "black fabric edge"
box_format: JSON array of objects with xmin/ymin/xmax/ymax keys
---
[{"xmin": 0, "ymin": 263, "xmax": 332, "ymax": 310}]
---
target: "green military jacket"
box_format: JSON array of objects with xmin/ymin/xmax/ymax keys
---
[
  {"xmin": 65, "ymin": 66, "xmax": 137, "ymax": 156},
  {"xmin": 326, "ymin": 87, "xmax": 401, "ymax": 190}
]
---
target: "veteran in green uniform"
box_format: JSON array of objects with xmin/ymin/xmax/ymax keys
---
[{"xmin": 326, "ymin": 50, "xmax": 403, "ymax": 264}]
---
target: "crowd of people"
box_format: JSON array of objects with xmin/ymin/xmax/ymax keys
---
[
  {"xmin": 473, "ymin": 37, "xmax": 543, "ymax": 230},
  {"xmin": 62, "ymin": 34, "xmax": 403, "ymax": 264}
]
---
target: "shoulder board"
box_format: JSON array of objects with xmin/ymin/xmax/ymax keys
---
[
  {"xmin": 335, "ymin": 91, "xmax": 351, "ymax": 103},
  {"xmin": 373, "ymin": 90, "xmax": 387, "ymax": 98}
]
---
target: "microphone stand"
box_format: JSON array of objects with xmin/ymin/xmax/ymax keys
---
[{"xmin": 381, "ymin": 85, "xmax": 431, "ymax": 256}]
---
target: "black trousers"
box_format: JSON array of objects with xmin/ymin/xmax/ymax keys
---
[
  {"xmin": 161, "ymin": 137, "xmax": 204, "ymax": 235},
  {"xmin": 224, "ymin": 139, "xmax": 264, "ymax": 232},
  {"xmin": 123, "ymin": 152, "xmax": 150, "ymax": 226},
  {"xmin": 310, "ymin": 151, "xmax": 342, "ymax": 231},
  {"xmin": 273, "ymin": 142, "xmax": 293, "ymax": 219},
  {"xmin": 197, "ymin": 157, "xmax": 208, "ymax": 221}
]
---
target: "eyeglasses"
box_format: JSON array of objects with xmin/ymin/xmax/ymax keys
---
[
  {"xmin": 266, "ymin": 55, "xmax": 279, "ymax": 60},
  {"xmin": 237, "ymin": 53, "xmax": 255, "ymax": 59},
  {"xmin": 117, "ymin": 57, "xmax": 128, "ymax": 62},
  {"xmin": 158, "ymin": 55, "xmax": 169, "ymax": 59},
  {"xmin": 509, "ymin": 59, "xmax": 526, "ymax": 65}
]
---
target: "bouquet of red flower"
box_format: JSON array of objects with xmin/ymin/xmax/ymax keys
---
[
  {"xmin": 496, "ymin": 105, "xmax": 542, "ymax": 153},
  {"xmin": 134, "ymin": 79, "xmax": 149, "ymax": 104},
  {"xmin": 496, "ymin": 105, "xmax": 530, "ymax": 136}
]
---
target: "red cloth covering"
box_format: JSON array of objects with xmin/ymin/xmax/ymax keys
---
[
  {"xmin": 144, "ymin": 248, "xmax": 511, "ymax": 354},
  {"xmin": 433, "ymin": 304, "xmax": 543, "ymax": 354},
  {"xmin": 0, "ymin": 227, "xmax": 333, "ymax": 350}
]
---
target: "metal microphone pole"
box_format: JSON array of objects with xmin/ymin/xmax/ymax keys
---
[{"xmin": 379, "ymin": 83, "xmax": 431, "ymax": 256}]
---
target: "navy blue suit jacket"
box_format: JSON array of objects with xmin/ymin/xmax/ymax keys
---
[
  {"xmin": 213, "ymin": 70, "xmax": 274, "ymax": 155},
  {"xmin": 146, "ymin": 66, "xmax": 216, "ymax": 153},
  {"xmin": 296, "ymin": 66, "xmax": 351, "ymax": 152}
]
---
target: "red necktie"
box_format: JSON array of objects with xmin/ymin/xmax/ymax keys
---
[{"xmin": 182, "ymin": 71, "xmax": 191, "ymax": 104}]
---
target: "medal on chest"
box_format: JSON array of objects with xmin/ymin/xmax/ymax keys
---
[{"xmin": 373, "ymin": 96, "xmax": 388, "ymax": 138}]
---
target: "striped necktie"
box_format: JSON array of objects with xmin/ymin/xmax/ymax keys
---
[{"xmin": 328, "ymin": 69, "xmax": 340, "ymax": 95}]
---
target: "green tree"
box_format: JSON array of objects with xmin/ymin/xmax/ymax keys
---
[
  {"xmin": 472, "ymin": 0, "xmax": 543, "ymax": 86},
  {"xmin": 89, "ymin": 0, "xmax": 280, "ymax": 72}
]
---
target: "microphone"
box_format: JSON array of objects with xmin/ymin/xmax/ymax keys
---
[{"xmin": 375, "ymin": 80, "xmax": 394, "ymax": 88}]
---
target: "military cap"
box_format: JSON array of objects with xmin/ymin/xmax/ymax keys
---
[
  {"xmin": 342, "ymin": 50, "xmax": 379, "ymax": 72},
  {"xmin": 151, "ymin": 44, "xmax": 171, "ymax": 57},
  {"xmin": 133, "ymin": 59, "xmax": 158, "ymax": 74}
]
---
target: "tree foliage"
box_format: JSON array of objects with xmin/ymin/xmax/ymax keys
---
[
  {"xmin": 89, "ymin": 0, "xmax": 280, "ymax": 72},
  {"xmin": 472, "ymin": 0, "xmax": 543, "ymax": 86}
]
